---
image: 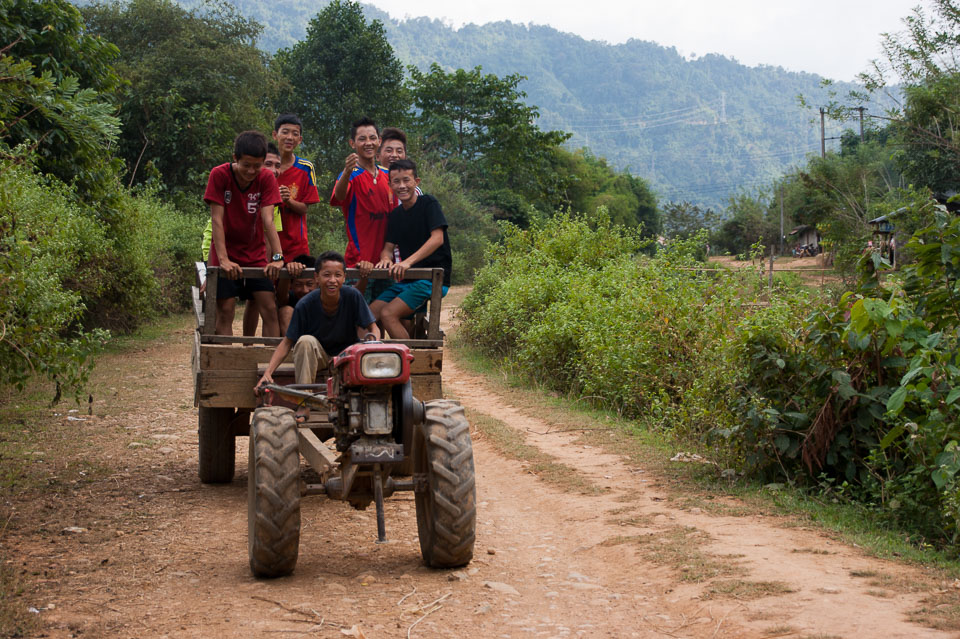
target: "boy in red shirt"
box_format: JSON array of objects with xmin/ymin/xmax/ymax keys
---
[
  {"xmin": 204, "ymin": 130, "xmax": 285, "ymax": 336},
  {"xmin": 330, "ymin": 116, "xmax": 396, "ymax": 301}
]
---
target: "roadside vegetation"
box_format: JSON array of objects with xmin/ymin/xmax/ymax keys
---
[
  {"xmin": 457, "ymin": 201, "xmax": 960, "ymax": 552},
  {"xmin": 453, "ymin": 0, "xmax": 960, "ymax": 554},
  {"xmin": 3, "ymin": 0, "xmax": 960, "ymax": 598}
]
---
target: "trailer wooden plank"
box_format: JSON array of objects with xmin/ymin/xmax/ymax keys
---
[
  {"xmin": 192, "ymin": 330, "xmax": 201, "ymax": 407},
  {"xmin": 411, "ymin": 374, "xmax": 442, "ymax": 401},
  {"xmin": 229, "ymin": 266, "xmax": 438, "ymax": 280},
  {"xmin": 198, "ymin": 370, "xmax": 258, "ymax": 408},
  {"xmin": 201, "ymin": 335, "xmax": 282, "ymax": 345},
  {"xmin": 200, "ymin": 345, "xmax": 288, "ymax": 370},
  {"xmin": 202, "ymin": 269, "xmax": 217, "ymax": 335},
  {"xmin": 198, "ymin": 345, "xmax": 441, "ymax": 373},
  {"xmin": 428, "ymin": 267, "xmax": 443, "ymax": 340},
  {"xmin": 297, "ymin": 428, "xmax": 337, "ymax": 475},
  {"xmin": 410, "ymin": 349, "xmax": 443, "ymax": 374},
  {"xmin": 192, "ymin": 286, "xmax": 204, "ymax": 329},
  {"xmin": 199, "ymin": 335, "xmax": 444, "ymax": 349},
  {"xmin": 199, "ymin": 370, "xmax": 442, "ymax": 408}
]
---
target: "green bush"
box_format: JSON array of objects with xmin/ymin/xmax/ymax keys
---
[
  {"xmin": 0, "ymin": 160, "xmax": 109, "ymax": 394},
  {"xmin": 460, "ymin": 200, "xmax": 960, "ymax": 547},
  {"xmin": 0, "ymin": 158, "xmax": 204, "ymax": 397},
  {"xmin": 716, "ymin": 201, "xmax": 960, "ymax": 544},
  {"xmin": 459, "ymin": 212, "xmax": 779, "ymax": 426},
  {"xmin": 74, "ymin": 180, "xmax": 204, "ymax": 330},
  {"xmin": 417, "ymin": 162, "xmax": 498, "ymax": 285}
]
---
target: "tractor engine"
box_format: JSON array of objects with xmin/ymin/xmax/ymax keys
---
[{"xmin": 327, "ymin": 341, "xmax": 422, "ymax": 454}]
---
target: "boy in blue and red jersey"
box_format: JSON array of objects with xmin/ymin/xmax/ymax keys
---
[
  {"xmin": 330, "ymin": 116, "xmax": 396, "ymax": 301},
  {"xmin": 273, "ymin": 113, "xmax": 320, "ymax": 263},
  {"xmin": 272, "ymin": 113, "xmax": 319, "ymax": 311},
  {"xmin": 204, "ymin": 130, "xmax": 284, "ymax": 337}
]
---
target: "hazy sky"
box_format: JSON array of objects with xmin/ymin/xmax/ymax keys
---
[{"xmin": 368, "ymin": 0, "xmax": 919, "ymax": 82}]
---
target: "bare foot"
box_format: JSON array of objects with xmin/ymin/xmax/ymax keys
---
[{"xmin": 294, "ymin": 406, "xmax": 310, "ymax": 424}]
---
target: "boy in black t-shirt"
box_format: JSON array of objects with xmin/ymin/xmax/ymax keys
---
[
  {"xmin": 372, "ymin": 159, "xmax": 451, "ymax": 340},
  {"xmin": 256, "ymin": 251, "xmax": 378, "ymax": 422}
]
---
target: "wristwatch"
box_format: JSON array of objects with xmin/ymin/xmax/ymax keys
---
[{"xmin": 271, "ymin": 253, "xmax": 283, "ymax": 262}]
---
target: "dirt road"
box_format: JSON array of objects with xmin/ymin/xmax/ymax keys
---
[{"xmin": 4, "ymin": 295, "xmax": 956, "ymax": 638}]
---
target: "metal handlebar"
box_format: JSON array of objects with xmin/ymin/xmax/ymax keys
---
[{"xmin": 257, "ymin": 383, "xmax": 329, "ymax": 410}]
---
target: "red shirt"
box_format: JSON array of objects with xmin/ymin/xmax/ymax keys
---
[
  {"xmin": 204, "ymin": 163, "xmax": 282, "ymax": 267},
  {"xmin": 277, "ymin": 156, "xmax": 321, "ymax": 258},
  {"xmin": 330, "ymin": 166, "xmax": 395, "ymax": 267}
]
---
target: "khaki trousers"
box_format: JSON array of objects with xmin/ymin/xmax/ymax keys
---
[{"xmin": 292, "ymin": 335, "xmax": 331, "ymax": 384}]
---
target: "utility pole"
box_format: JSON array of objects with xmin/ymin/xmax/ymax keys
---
[
  {"xmin": 820, "ymin": 107, "xmax": 826, "ymax": 158},
  {"xmin": 779, "ymin": 185, "xmax": 785, "ymax": 256},
  {"xmin": 856, "ymin": 106, "xmax": 866, "ymax": 142},
  {"xmin": 720, "ymin": 92, "xmax": 727, "ymax": 123}
]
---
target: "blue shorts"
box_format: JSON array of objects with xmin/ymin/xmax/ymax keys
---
[
  {"xmin": 345, "ymin": 278, "xmax": 392, "ymax": 304},
  {"xmin": 376, "ymin": 280, "xmax": 448, "ymax": 314}
]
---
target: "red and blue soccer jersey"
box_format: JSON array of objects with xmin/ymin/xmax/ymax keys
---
[
  {"xmin": 278, "ymin": 156, "xmax": 321, "ymax": 258},
  {"xmin": 330, "ymin": 166, "xmax": 395, "ymax": 267},
  {"xmin": 203, "ymin": 163, "xmax": 282, "ymax": 267}
]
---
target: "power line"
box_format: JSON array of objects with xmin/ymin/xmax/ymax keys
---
[{"xmin": 560, "ymin": 100, "xmax": 720, "ymax": 125}]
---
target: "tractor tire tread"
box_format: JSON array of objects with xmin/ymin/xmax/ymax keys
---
[
  {"xmin": 248, "ymin": 406, "xmax": 301, "ymax": 578},
  {"xmin": 415, "ymin": 400, "xmax": 477, "ymax": 568}
]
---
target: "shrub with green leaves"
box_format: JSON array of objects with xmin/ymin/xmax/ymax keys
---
[
  {"xmin": 0, "ymin": 160, "xmax": 108, "ymax": 395},
  {"xmin": 461, "ymin": 199, "xmax": 960, "ymax": 547},
  {"xmin": 718, "ymin": 199, "xmax": 960, "ymax": 544},
  {"xmin": 459, "ymin": 211, "xmax": 799, "ymax": 425},
  {"xmin": 0, "ymin": 159, "xmax": 204, "ymax": 397}
]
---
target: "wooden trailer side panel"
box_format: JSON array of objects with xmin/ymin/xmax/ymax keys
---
[{"xmin": 195, "ymin": 344, "xmax": 443, "ymax": 409}]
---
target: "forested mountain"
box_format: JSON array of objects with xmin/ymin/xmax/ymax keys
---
[{"xmin": 161, "ymin": 0, "xmax": 884, "ymax": 208}]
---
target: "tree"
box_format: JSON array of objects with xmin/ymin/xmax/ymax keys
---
[
  {"xmin": 794, "ymin": 141, "xmax": 903, "ymax": 241},
  {"xmin": 555, "ymin": 149, "xmax": 659, "ymax": 234},
  {"xmin": 661, "ymin": 201, "xmax": 717, "ymax": 240},
  {"xmin": 712, "ymin": 192, "xmax": 778, "ymax": 255},
  {"xmin": 891, "ymin": 74, "xmax": 960, "ymax": 193},
  {"xmin": 857, "ymin": 0, "xmax": 960, "ymax": 194},
  {"xmin": 862, "ymin": 0, "xmax": 960, "ymax": 88},
  {"xmin": 0, "ymin": 0, "xmax": 121, "ymax": 201},
  {"xmin": 407, "ymin": 63, "xmax": 570, "ymax": 224},
  {"xmin": 273, "ymin": 0, "xmax": 408, "ymax": 178},
  {"xmin": 82, "ymin": 0, "xmax": 277, "ymax": 203}
]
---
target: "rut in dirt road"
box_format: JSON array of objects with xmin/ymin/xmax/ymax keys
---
[{"xmin": 2, "ymin": 302, "xmax": 954, "ymax": 638}]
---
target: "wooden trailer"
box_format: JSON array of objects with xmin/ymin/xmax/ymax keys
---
[{"xmin": 190, "ymin": 265, "xmax": 445, "ymax": 482}]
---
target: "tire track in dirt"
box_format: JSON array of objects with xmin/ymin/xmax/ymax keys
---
[{"xmin": 4, "ymin": 297, "xmax": 955, "ymax": 638}]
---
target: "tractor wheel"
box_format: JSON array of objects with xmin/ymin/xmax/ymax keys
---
[
  {"xmin": 198, "ymin": 407, "xmax": 235, "ymax": 483},
  {"xmin": 414, "ymin": 400, "xmax": 476, "ymax": 568},
  {"xmin": 248, "ymin": 407, "xmax": 301, "ymax": 578}
]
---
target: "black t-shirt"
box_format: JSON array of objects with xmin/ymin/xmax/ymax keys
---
[
  {"xmin": 286, "ymin": 285, "xmax": 376, "ymax": 357},
  {"xmin": 385, "ymin": 193, "xmax": 452, "ymax": 287}
]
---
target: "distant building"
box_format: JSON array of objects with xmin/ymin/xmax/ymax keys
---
[
  {"xmin": 788, "ymin": 225, "xmax": 821, "ymax": 255},
  {"xmin": 868, "ymin": 214, "xmax": 896, "ymax": 267}
]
